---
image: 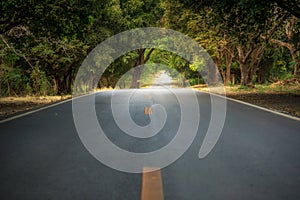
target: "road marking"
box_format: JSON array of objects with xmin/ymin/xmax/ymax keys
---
[
  {"xmin": 141, "ymin": 167, "xmax": 164, "ymax": 200},
  {"xmin": 145, "ymin": 94, "xmax": 151, "ymax": 99},
  {"xmin": 194, "ymin": 89, "xmax": 300, "ymax": 122},
  {"xmin": 144, "ymin": 107, "xmax": 152, "ymax": 115}
]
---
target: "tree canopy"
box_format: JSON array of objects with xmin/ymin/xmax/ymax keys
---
[{"xmin": 0, "ymin": 0, "xmax": 299, "ymax": 95}]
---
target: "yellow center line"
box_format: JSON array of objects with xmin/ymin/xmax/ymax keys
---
[
  {"xmin": 144, "ymin": 107, "xmax": 152, "ymax": 115},
  {"xmin": 141, "ymin": 167, "xmax": 164, "ymax": 200},
  {"xmin": 144, "ymin": 94, "xmax": 152, "ymax": 114}
]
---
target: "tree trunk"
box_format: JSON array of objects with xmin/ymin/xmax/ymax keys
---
[
  {"xmin": 291, "ymin": 51, "xmax": 300, "ymax": 76},
  {"xmin": 239, "ymin": 62, "xmax": 250, "ymax": 86},
  {"xmin": 224, "ymin": 51, "xmax": 233, "ymax": 86},
  {"xmin": 248, "ymin": 46, "xmax": 265, "ymax": 84},
  {"xmin": 131, "ymin": 65, "xmax": 144, "ymax": 88},
  {"xmin": 270, "ymin": 39, "xmax": 299, "ymax": 77},
  {"xmin": 231, "ymin": 74, "xmax": 235, "ymax": 85},
  {"xmin": 130, "ymin": 48, "xmax": 154, "ymax": 88},
  {"xmin": 267, "ymin": 16, "xmax": 300, "ymax": 77},
  {"xmin": 236, "ymin": 45, "xmax": 253, "ymax": 86},
  {"xmin": 131, "ymin": 49, "xmax": 145, "ymax": 88},
  {"xmin": 7, "ymin": 80, "xmax": 11, "ymax": 96},
  {"xmin": 0, "ymin": 61, "xmax": 2, "ymax": 95},
  {"xmin": 207, "ymin": 63, "xmax": 219, "ymax": 86},
  {"xmin": 220, "ymin": 70, "xmax": 225, "ymax": 84},
  {"xmin": 210, "ymin": 54, "xmax": 222, "ymax": 86}
]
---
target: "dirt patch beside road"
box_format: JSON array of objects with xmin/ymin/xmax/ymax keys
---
[
  {"xmin": 0, "ymin": 96, "xmax": 71, "ymax": 120},
  {"xmin": 226, "ymin": 92, "xmax": 300, "ymax": 117},
  {"xmin": 193, "ymin": 83, "xmax": 300, "ymax": 118}
]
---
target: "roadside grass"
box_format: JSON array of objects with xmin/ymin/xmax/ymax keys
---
[
  {"xmin": 0, "ymin": 95, "xmax": 72, "ymax": 120},
  {"xmin": 226, "ymin": 83, "xmax": 300, "ymax": 96},
  {"xmin": 192, "ymin": 82, "xmax": 300, "ymax": 117},
  {"xmin": 0, "ymin": 95, "xmax": 72, "ymax": 104},
  {"xmin": 0, "ymin": 89, "xmax": 116, "ymax": 120}
]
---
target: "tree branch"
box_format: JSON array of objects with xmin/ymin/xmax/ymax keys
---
[
  {"xmin": 274, "ymin": 0, "xmax": 300, "ymax": 19},
  {"xmin": 269, "ymin": 38, "xmax": 294, "ymax": 52},
  {"xmin": 265, "ymin": 13, "xmax": 289, "ymax": 40},
  {"xmin": 0, "ymin": 34, "xmax": 34, "ymax": 69},
  {"xmin": 144, "ymin": 48, "xmax": 155, "ymax": 63}
]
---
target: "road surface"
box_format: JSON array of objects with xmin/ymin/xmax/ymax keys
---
[{"xmin": 1, "ymin": 88, "xmax": 300, "ymax": 199}]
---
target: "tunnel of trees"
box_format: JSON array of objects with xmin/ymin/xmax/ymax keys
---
[{"xmin": 0, "ymin": 0, "xmax": 299, "ymax": 95}]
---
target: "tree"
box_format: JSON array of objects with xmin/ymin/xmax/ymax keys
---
[
  {"xmin": 273, "ymin": 0, "xmax": 300, "ymax": 19},
  {"xmin": 268, "ymin": 16, "xmax": 300, "ymax": 76},
  {"xmin": 130, "ymin": 48, "xmax": 155, "ymax": 88}
]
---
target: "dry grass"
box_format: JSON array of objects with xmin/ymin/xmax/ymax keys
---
[
  {"xmin": 0, "ymin": 89, "xmax": 115, "ymax": 120},
  {"xmin": 192, "ymin": 83, "xmax": 300, "ymax": 117},
  {"xmin": 0, "ymin": 95, "xmax": 71, "ymax": 104},
  {"xmin": 224, "ymin": 84, "xmax": 300, "ymax": 96},
  {"xmin": 0, "ymin": 95, "xmax": 71, "ymax": 120}
]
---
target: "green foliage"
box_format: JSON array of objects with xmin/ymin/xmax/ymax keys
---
[
  {"xmin": 1, "ymin": 0, "xmax": 299, "ymax": 96},
  {"xmin": 1, "ymin": 65, "xmax": 25, "ymax": 96},
  {"xmin": 30, "ymin": 64, "xmax": 49, "ymax": 96},
  {"xmin": 238, "ymin": 85, "xmax": 249, "ymax": 90}
]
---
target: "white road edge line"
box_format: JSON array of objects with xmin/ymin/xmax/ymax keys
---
[
  {"xmin": 0, "ymin": 92, "xmax": 100, "ymax": 124},
  {"xmin": 195, "ymin": 89, "xmax": 300, "ymax": 122},
  {"xmin": 1, "ymin": 89, "xmax": 299, "ymax": 123}
]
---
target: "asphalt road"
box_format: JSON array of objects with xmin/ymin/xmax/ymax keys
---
[{"xmin": 1, "ymin": 88, "xmax": 300, "ymax": 200}]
